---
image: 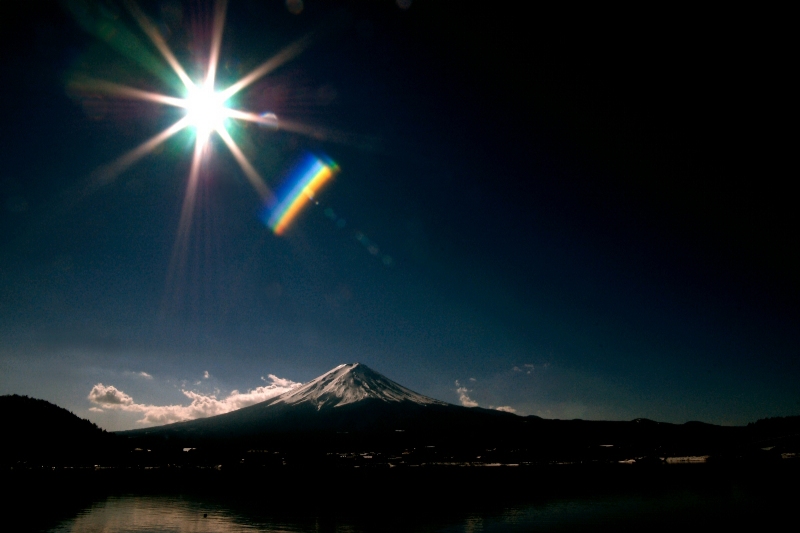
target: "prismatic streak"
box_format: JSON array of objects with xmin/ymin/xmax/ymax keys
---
[
  {"xmin": 86, "ymin": 0, "xmax": 315, "ymax": 230},
  {"xmin": 74, "ymin": 0, "xmax": 328, "ymax": 299}
]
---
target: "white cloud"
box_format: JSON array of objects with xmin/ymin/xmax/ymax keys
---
[
  {"xmin": 87, "ymin": 374, "xmax": 301, "ymax": 425},
  {"xmin": 265, "ymin": 374, "xmax": 297, "ymax": 388},
  {"xmin": 203, "ymin": 371, "xmax": 210, "ymax": 379},
  {"xmin": 123, "ymin": 371, "xmax": 153, "ymax": 380},
  {"xmin": 455, "ymin": 381, "xmax": 478, "ymax": 408},
  {"xmin": 495, "ymin": 405, "xmax": 516, "ymax": 413},
  {"xmin": 469, "ymin": 377, "xmax": 476, "ymax": 382},
  {"xmin": 88, "ymin": 383, "xmax": 135, "ymax": 406},
  {"xmin": 514, "ymin": 364, "xmax": 538, "ymax": 374}
]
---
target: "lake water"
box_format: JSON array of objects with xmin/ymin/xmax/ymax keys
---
[
  {"xmin": 14, "ymin": 465, "xmax": 797, "ymax": 532},
  {"xmin": 40, "ymin": 472, "xmax": 796, "ymax": 533}
]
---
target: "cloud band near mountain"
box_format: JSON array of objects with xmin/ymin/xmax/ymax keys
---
[{"xmin": 87, "ymin": 374, "xmax": 300, "ymax": 425}]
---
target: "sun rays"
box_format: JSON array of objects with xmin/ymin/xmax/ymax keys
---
[
  {"xmin": 86, "ymin": 0, "xmax": 310, "ymax": 206},
  {"xmin": 67, "ymin": 0, "xmax": 331, "ymax": 314}
]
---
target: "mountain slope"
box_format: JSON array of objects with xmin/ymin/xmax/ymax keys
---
[
  {"xmin": 118, "ymin": 364, "xmax": 774, "ymax": 460},
  {"xmin": 120, "ymin": 363, "xmax": 521, "ymax": 444}
]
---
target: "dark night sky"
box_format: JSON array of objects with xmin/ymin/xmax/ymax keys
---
[{"xmin": 1, "ymin": 1, "xmax": 797, "ymax": 430}]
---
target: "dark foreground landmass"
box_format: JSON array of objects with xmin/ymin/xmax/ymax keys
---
[
  {"xmin": 2, "ymin": 394, "xmax": 799, "ymax": 470},
  {"xmin": 4, "ymin": 395, "xmax": 800, "ymax": 531}
]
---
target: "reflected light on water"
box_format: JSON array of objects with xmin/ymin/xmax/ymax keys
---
[
  {"xmin": 53, "ymin": 495, "xmax": 265, "ymax": 532},
  {"xmin": 41, "ymin": 474, "xmax": 799, "ymax": 533}
]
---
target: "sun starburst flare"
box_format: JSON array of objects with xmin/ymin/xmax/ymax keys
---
[
  {"xmin": 79, "ymin": 0, "xmax": 317, "ymax": 213},
  {"xmin": 65, "ymin": 0, "xmax": 336, "ymax": 316}
]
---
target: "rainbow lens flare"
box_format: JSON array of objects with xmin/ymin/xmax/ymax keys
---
[{"xmin": 264, "ymin": 154, "xmax": 339, "ymax": 235}]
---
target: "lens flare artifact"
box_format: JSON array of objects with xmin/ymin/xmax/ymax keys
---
[
  {"xmin": 264, "ymin": 153, "xmax": 339, "ymax": 235},
  {"xmin": 79, "ymin": 0, "xmax": 315, "ymax": 221}
]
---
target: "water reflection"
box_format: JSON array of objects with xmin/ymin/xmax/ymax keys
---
[
  {"xmin": 51, "ymin": 495, "xmax": 264, "ymax": 532},
  {"xmin": 44, "ymin": 483, "xmax": 789, "ymax": 533}
]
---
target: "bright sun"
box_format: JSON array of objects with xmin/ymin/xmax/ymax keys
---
[
  {"xmin": 185, "ymin": 83, "xmax": 228, "ymax": 141},
  {"xmin": 73, "ymin": 0, "xmax": 319, "ymax": 279},
  {"xmin": 81, "ymin": 0, "xmax": 312, "ymax": 203}
]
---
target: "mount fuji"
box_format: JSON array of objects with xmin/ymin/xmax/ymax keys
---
[
  {"xmin": 267, "ymin": 363, "xmax": 446, "ymax": 410},
  {"xmin": 120, "ymin": 363, "xmax": 526, "ymax": 445}
]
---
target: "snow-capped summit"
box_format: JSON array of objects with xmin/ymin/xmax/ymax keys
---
[
  {"xmin": 268, "ymin": 362, "xmax": 446, "ymax": 410},
  {"xmin": 120, "ymin": 363, "xmax": 523, "ymax": 443}
]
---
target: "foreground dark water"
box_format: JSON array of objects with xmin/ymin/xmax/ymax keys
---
[
  {"xmin": 10, "ymin": 464, "xmax": 798, "ymax": 532},
  {"xmin": 40, "ymin": 489, "xmax": 784, "ymax": 532}
]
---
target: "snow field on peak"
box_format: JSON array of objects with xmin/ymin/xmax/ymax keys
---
[{"xmin": 268, "ymin": 363, "xmax": 446, "ymax": 409}]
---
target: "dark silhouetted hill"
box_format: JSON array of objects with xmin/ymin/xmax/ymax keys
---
[
  {"xmin": 743, "ymin": 415, "xmax": 800, "ymax": 456},
  {"xmin": 0, "ymin": 394, "xmax": 118, "ymax": 467},
  {"xmin": 748, "ymin": 415, "xmax": 800, "ymax": 435},
  {"xmin": 3, "ymin": 375, "xmax": 798, "ymax": 469}
]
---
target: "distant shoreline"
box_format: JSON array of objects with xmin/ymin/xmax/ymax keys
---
[{"xmin": 6, "ymin": 460, "xmax": 799, "ymax": 492}]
